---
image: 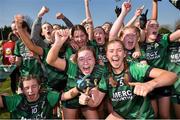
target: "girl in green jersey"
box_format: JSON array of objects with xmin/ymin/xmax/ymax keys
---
[
  {"xmin": 78, "ymin": 39, "xmax": 177, "ymax": 119},
  {"xmin": 46, "ymin": 29, "xmax": 106, "ymax": 119},
  {"xmin": 0, "ymin": 74, "xmax": 82, "ymax": 119}
]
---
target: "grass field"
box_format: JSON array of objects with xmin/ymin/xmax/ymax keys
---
[{"xmin": 0, "ymin": 78, "xmax": 11, "ymax": 119}]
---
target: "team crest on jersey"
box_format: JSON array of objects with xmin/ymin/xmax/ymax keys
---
[
  {"xmin": 136, "ymin": 63, "xmax": 147, "ymax": 68},
  {"xmin": 154, "ymin": 43, "xmax": 159, "ymax": 49}
]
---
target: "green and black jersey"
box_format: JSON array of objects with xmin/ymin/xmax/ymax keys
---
[
  {"xmin": 14, "ymin": 40, "xmax": 43, "ymax": 77},
  {"xmin": 62, "ymin": 59, "xmax": 106, "ymax": 108},
  {"xmin": 2, "ymin": 91, "xmax": 60, "ymax": 119},
  {"xmin": 98, "ymin": 62, "xmax": 154, "ymax": 119},
  {"xmin": 142, "ymin": 34, "xmax": 170, "ymax": 69}
]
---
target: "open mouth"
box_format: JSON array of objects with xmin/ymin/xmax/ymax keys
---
[
  {"xmin": 82, "ymin": 66, "xmax": 91, "ymax": 74},
  {"xmin": 152, "ymin": 31, "xmax": 157, "ymax": 35},
  {"xmin": 97, "ymin": 37, "xmax": 102, "ymax": 42},
  {"xmin": 28, "ymin": 94, "xmax": 35, "ymax": 100},
  {"xmin": 128, "ymin": 41, "xmax": 134, "ymax": 46},
  {"xmin": 111, "ymin": 56, "xmax": 120, "ymax": 64},
  {"xmin": 47, "ymin": 31, "xmax": 51, "ymax": 36}
]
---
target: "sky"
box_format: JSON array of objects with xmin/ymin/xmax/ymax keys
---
[{"xmin": 0, "ymin": 0, "xmax": 179, "ymax": 29}]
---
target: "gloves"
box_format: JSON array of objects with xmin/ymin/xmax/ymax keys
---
[
  {"xmin": 169, "ymin": 0, "xmax": 180, "ymax": 10},
  {"xmin": 115, "ymin": 6, "xmax": 122, "ymax": 17},
  {"xmin": 76, "ymin": 75, "xmax": 94, "ymax": 92},
  {"xmin": 139, "ymin": 9, "xmax": 148, "ymax": 29}
]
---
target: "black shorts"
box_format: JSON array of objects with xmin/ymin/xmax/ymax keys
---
[{"xmin": 148, "ymin": 86, "xmax": 172, "ymax": 99}]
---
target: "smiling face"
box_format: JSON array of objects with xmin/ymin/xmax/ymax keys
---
[
  {"xmin": 94, "ymin": 27, "xmax": 106, "ymax": 45},
  {"xmin": 77, "ymin": 49, "xmax": 95, "ymax": 75},
  {"xmin": 146, "ymin": 20, "xmax": 159, "ymax": 42},
  {"xmin": 72, "ymin": 30, "xmax": 87, "ymax": 48},
  {"xmin": 121, "ymin": 27, "xmax": 138, "ymax": 50},
  {"xmin": 22, "ymin": 78, "xmax": 40, "ymax": 102},
  {"xmin": 106, "ymin": 40, "xmax": 126, "ymax": 74}
]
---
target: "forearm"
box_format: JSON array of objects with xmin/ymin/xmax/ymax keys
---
[
  {"xmin": 46, "ymin": 39, "xmax": 64, "ymax": 64},
  {"xmin": 151, "ymin": 0, "xmax": 158, "ymax": 20},
  {"xmin": 149, "ymin": 68, "xmax": 177, "ymax": 88},
  {"xmin": 61, "ymin": 87, "xmax": 79, "ymax": 101},
  {"xmin": 30, "ymin": 17, "xmax": 44, "ymax": 47},
  {"xmin": 18, "ymin": 28, "xmax": 43, "ymax": 56},
  {"xmin": 134, "ymin": 42, "xmax": 140, "ymax": 52},
  {"xmin": 85, "ymin": 0, "xmax": 92, "ymax": 19},
  {"xmin": 62, "ymin": 16, "xmax": 73, "ymax": 28},
  {"xmin": 169, "ymin": 30, "xmax": 180, "ymax": 42},
  {"xmin": 109, "ymin": 12, "xmax": 126, "ymax": 39},
  {"xmin": 84, "ymin": 0, "xmax": 94, "ymax": 40},
  {"xmin": 126, "ymin": 15, "xmax": 138, "ymax": 27}
]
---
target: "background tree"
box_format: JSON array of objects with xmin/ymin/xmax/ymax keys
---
[{"xmin": 0, "ymin": 26, "xmax": 11, "ymax": 40}]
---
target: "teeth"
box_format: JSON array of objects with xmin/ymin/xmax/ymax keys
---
[
  {"xmin": 83, "ymin": 67, "xmax": 90, "ymax": 70},
  {"xmin": 112, "ymin": 56, "xmax": 119, "ymax": 61}
]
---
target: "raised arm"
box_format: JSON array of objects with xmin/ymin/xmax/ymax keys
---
[
  {"xmin": 129, "ymin": 68, "xmax": 177, "ymax": 97},
  {"xmin": 31, "ymin": 6, "xmax": 49, "ymax": 47},
  {"xmin": 56, "ymin": 12, "xmax": 73, "ymax": 28},
  {"xmin": 151, "ymin": 0, "xmax": 158, "ymax": 20},
  {"xmin": 126, "ymin": 5, "xmax": 144, "ymax": 27},
  {"xmin": 46, "ymin": 29, "xmax": 69, "ymax": 71},
  {"xmin": 84, "ymin": 0, "xmax": 94, "ymax": 40},
  {"xmin": 109, "ymin": 1, "xmax": 131, "ymax": 40},
  {"xmin": 169, "ymin": 29, "xmax": 180, "ymax": 42},
  {"xmin": 15, "ymin": 15, "xmax": 43, "ymax": 56}
]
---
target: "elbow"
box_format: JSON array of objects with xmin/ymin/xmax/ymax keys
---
[
  {"xmin": 171, "ymin": 72, "xmax": 178, "ymax": 84},
  {"xmin": 166, "ymin": 71, "xmax": 178, "ymax": 85},
  {"xmin": 46, "ymin": 57, "xmax": 53, "ymax": 65}
]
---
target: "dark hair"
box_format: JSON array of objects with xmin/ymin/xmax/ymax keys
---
[
  {"xmin": 19, "ymin": 74, "xmax": 41, "ymax": 89},
  {"xmin": 12, "ymin": 20, "xmax": 31, "ymax": 34},
  {"xmin": 71, "ymin": 24, "xmax": 88, "ymax": 38},
  {"xmin": 102, "ymin": 22, "xmax": 113, "ymax": 27},
  {"xmin": 94, "ymin": 26, "xmax": 106, "ymax": 34},
  {"xmin": 94, "ymin": 26, "xmax": 108, "ymax": 44},
  {"xmin": 42, "ymin": 22, "xmax": 53, "ymax": 28},
  {"xmin": 7, "ymin": 32, "xmax": 18, "ymax": 40}
]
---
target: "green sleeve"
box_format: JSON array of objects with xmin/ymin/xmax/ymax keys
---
[
  {"xmin": 160, "ymin": 34, "xmax": 170, "ymax": 48},
  {"xmin": 98, "ymin": 73, "xmax": 108, "ymax": 93},
  {"xmin": 14, "ymin": 41, "xmax": 21, "ymax": 57},
  {"xmin": 129, "ymin": 62, "xmax": 152, "ymax": 82},
  {"xmin": 47, "ymin": 91, "xmax": 61, "ymax": 107},
  {"xmin": 2, "ymin": 94, "xmax": 22, "ymax": 111},
  {"xmin": 41, "ymin": 48, "xmax": 49, "ymax": 63}
]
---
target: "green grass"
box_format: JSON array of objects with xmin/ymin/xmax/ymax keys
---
[{"xmin": 0, "ymin": 78, "xmax": 12, "ymax": 119}]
